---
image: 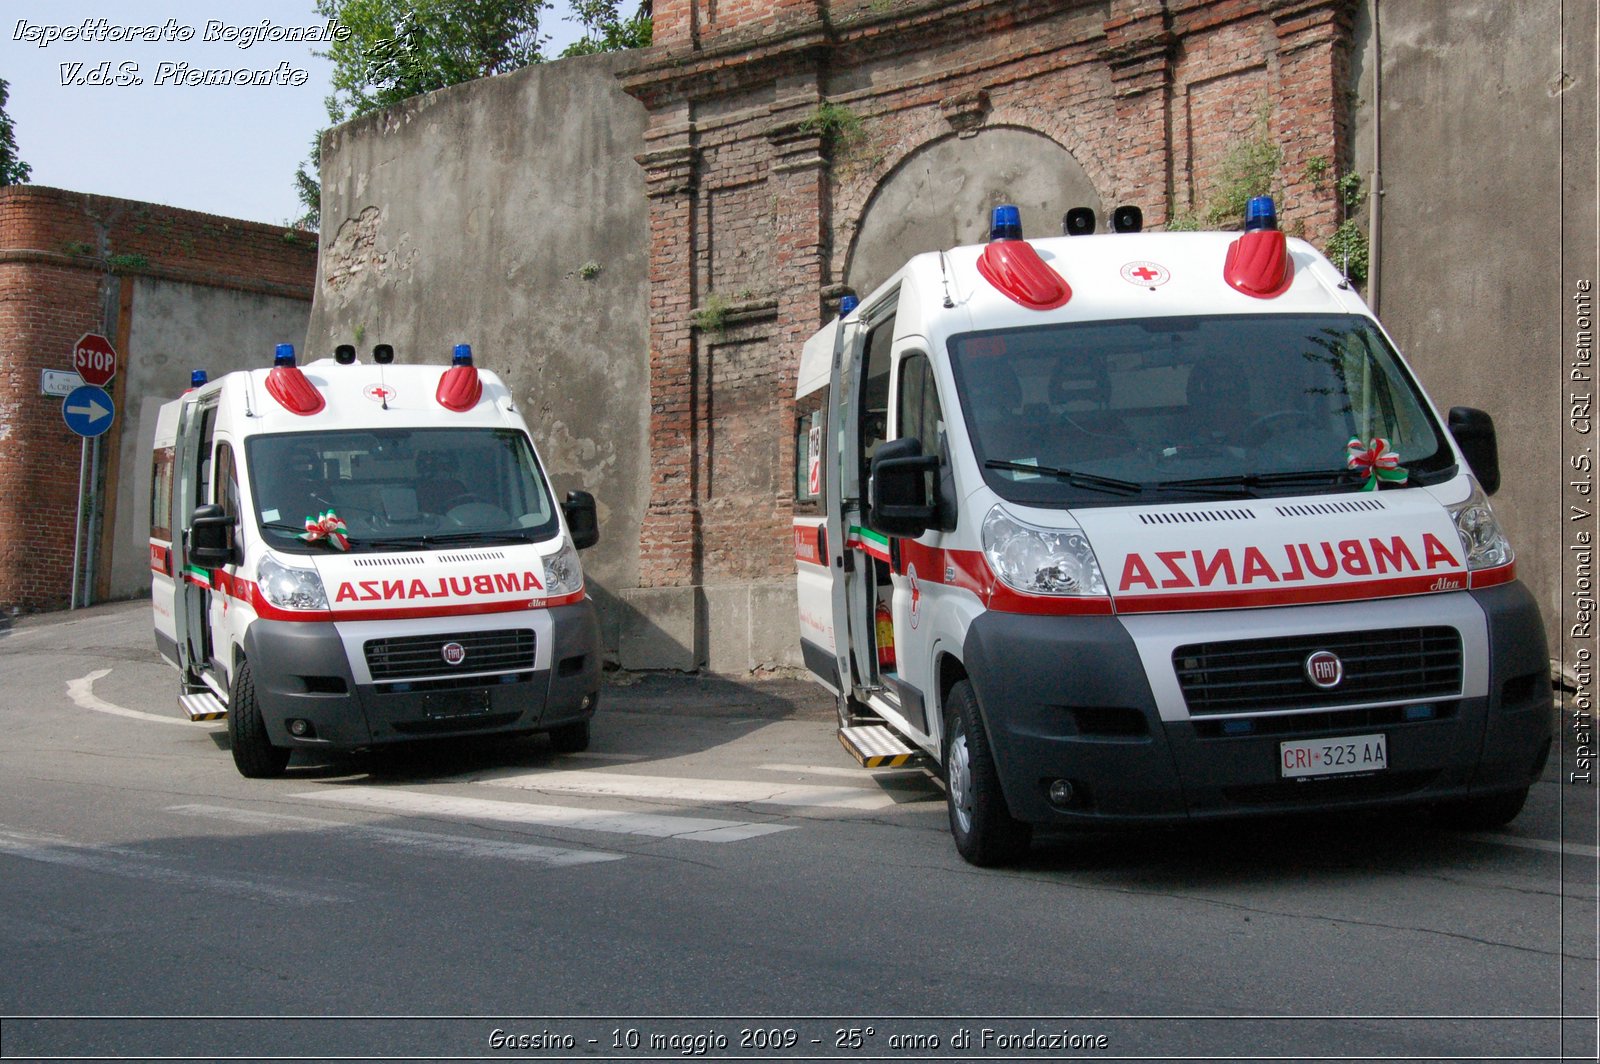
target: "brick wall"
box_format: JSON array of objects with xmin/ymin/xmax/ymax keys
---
[
  {"xmin": 0, "ymin": 185, "xmax": 317, "ymax": 612},
  {"xmin": 623, "ymin": 0, "xmax": 1357, "ymax": 600}
]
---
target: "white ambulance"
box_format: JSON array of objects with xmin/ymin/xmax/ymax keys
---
[
  {"xmin": 151, "ymin": 342, "xmax": 602, "ymax": 777},
  {"xmin": 795, "ymin": 198, "xmax": 1552, "ymax": 865}
]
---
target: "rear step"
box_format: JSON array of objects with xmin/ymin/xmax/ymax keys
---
[
  {"xmin": 180, "ymin": 692, "xmax": 227, "ymax": 722},
  {"xmin": 838, "ymin": 724, "xmax": 926, "ymax": 769}
]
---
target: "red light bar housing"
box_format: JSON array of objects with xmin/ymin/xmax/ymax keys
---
[
  {"xmin": 1223, "ymin": 229, "xmax": 1294, "ymax": 299},
  {"xmin": 265, "ymin": 365, "xmax": 325, "ymax": 416},
  {"xmin": 976, "ymin": 240, "xmax": 1072, "ymax": 311},
  {"xmin": 436, "ymin": 364, "xmax": 483, "ymax": 412}
]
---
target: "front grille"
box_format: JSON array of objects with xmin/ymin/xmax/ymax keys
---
[
  {"xmin": 1173, "ymin": 626, "xmax": 1462, "ymax": 715},
  {"xmin": 364, "ymin": 628, "xmax": 535, "ymax": 681},
  {"xmin": 1191, "ymin": 702, "xmax": 1458, "ymax": 739}
]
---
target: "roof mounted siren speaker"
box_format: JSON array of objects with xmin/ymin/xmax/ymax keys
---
[
  {"xmin": 372, "ymin": 344, "xmax": 395, "ymax": 365},
  {"xmin": 334, "ymin": 344, "xmax": 356, "ymax": 365},
  {"xmin": 1111, "ymin": 205, "xmax": 1143, "ymax": 233},
  {"xmin": 1063, "ymin": 208, "xmax": 1096, "ymax": 236}
]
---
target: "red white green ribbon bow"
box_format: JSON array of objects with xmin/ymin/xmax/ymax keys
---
[
  {"xmin": 1346, "ymin": 437, "xmax": 1408, "ymax": 491},
  {"xmin": 299, "ymin": 510, "xmax": 350, "ymax": 550}
]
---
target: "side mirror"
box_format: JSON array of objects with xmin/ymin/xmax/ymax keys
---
[
  {"xmin": 188, "ymin": 503, "xmax": 237, "ymax": 568},
  {"xmin": 869, "ymin": 437, "xmax": 939, "ymax": 539},
  {"xmin": 1447, "ymin": 407, "xmax": 1500, "ymax": 496},
  {"xmin": 563, "ymin": 490, "xmax": 600, "ymax": 550}
]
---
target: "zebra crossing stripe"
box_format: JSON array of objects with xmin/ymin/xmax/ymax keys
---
[
  {"xmin": 290, "ymin": 789, "xmax": 795, "ymax": 842},
  {"xmin": 168, "ymin": 804, "xmax": 623, "ymax": 867},
  {"xmin": 475, "ymin": 769, "xmax": 903, "ymax": 810}
]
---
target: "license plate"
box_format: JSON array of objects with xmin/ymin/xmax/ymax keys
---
[
  {"xmin": 1279, "ymin": 733, "xmax": 1387, "ymax": 779},
  {"xmin": 421, "ymin": 688, "xmax": 491, "ymax": 720}
]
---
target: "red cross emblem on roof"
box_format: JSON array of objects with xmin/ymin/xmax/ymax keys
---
[
  {"xmin": 1120, "ymin": 260, "xmax": 1171, "ymax": 287},
  {"xmin": 363, "ymin": 383, "xmax": 397, "ymax": 403}
]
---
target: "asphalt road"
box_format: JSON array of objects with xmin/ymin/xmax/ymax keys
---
[{"xmin": 0, "ymin": 600, "xmax": 1595, "ymax": 1063}]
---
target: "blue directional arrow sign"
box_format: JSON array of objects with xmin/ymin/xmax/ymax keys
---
[{"xmin": 62, "ymin": 384, "xmax": 115, "ymax": 438}]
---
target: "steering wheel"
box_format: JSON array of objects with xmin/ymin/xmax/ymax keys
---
[
  {"xmin": 442, "ymin": 492, "xmax": 484, "ymax": 510},
  {"xmin": 1242, "ymin": 410, "xmax": 1305, "ymax": 440},
  {"xmin": 447, "ymin": 501, "xmax": 512, "ymax": 526}
]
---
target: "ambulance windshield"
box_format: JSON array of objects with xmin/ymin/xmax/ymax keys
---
[
  {"xmin": 246, "ymin": 427, "xmax": 559, "ymax": 551},
  {"xmin": 948, "ymin": 313, "xmax": 1454, "ymax": 506}
]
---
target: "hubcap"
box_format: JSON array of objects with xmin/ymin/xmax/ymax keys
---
[{"xmin": 948, "ymin": 731, "xmax": 974, "ymax": 834}]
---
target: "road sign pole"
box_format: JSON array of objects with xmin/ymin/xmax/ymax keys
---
[
  {"xmin": 85, "ymin": 435, "xmax": 102, "ymax": 606},
  {"xmin": 70, "ymin": 438, "xmax": 87, "ymax": 610}
]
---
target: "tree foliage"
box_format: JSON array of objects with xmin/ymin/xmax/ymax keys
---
[
  {"xmin": 561, "ymin": 0, "xmax": 652, "ymax": 57},
  {"xmin": 0, "ymin": 79, "xmax": 32, "ymax": 187},
  {"xmin": 316, "ymin": 0, "xmax": 551, "ymax": 123}
]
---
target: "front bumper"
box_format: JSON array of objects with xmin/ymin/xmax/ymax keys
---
[
  {"xmin": 961, "ymin": 582, "xmax": 1552, "ymax": 827},
  {"xmin": 241, "ymin": 602, "xmax": 601, "ymax": 749}
]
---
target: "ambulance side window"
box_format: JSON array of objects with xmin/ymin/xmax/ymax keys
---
[
  {"xmin": 195, "ymin": 406, "xmax": 217, "ymax": 508},
  {"xmin": 857, "ymin": 315, "xmax": 896, "ymax": 491},
  {"xmin": 150, "ymin": 447, "xmax": 174, "ymax": 541},
  {"xmin": 898, "ymin": 353, "xmax": 944, "ymax": 447},
  {"xmin": 213, "ymin": 443, "xmax": 240, "ymax": 557},
  {"xmin": 793, "ymin": 393, "xmax": 826, "ymax": 512},
  {"xmin": 896, "ymin": 352, "xmax": 945, "ymax": 505}
]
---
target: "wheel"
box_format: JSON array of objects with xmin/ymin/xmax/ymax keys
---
[
  {"xmin": 548, "ymin": 720, "xmax": 590, "ymax": 754},
  {"xmin": 228, "ymin": 659, "xmax": 289, "ymax": 779},
  {"xmin": 943, "ymin": 680, "xmax": 1031, "ymax": 866},
  {"xmin": 1432, "ymin": 787, "xmax": 1529, "ymax": 830}
]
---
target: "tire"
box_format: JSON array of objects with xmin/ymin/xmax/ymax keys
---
[
  {"xmin": 548, "ymin": 720, "xmax": 591, "ymax": 754},
  {"xmin": 228, "ymin": 659, "xmax": 289, "ymax": 779},
  {"xmin": 1433, "ymin": 787, "xmax": 1529, "ymax": 830},
  {"xmin": 943, "ymin": 680, "xmax": 1031, "ymax": 866}
]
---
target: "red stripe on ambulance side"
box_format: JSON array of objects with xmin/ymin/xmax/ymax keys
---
[
  {"xmin": 1110, "ymin": 571, "xmax": 1472, "ymax": 613},
  {"xmin": 792, "ymin": 522, "xmax": 826, "ymax": 568},
  {"xmin": 183, "ymin": 570, "xmax": 584, "ymax": 621},
  {"xmin": 1467, "ymin": 561, "xmax": 1516, "ymax": 589}
]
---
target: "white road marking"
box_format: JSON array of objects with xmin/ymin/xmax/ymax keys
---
[
  {"xmin": 291, "ymin": 789, "xmax": 794, "ymax": 843},
  {"xmin": 477, "ymin": 769, "xmax": 912, "ymax": 810},
  {"xmin": 0, "ymin": 827, "xmax": 342, "ymax": 904},
  {"xmin": 66, "ymin": 669, "xmax": 215, "ymax": 729},
  {"xmin": 169, "ymin": 804, "xmax": 623, "ymax": 868},
  {"xmin": 758, "ymin": 762, "xmax": 931, "ymax": 781},
  {"xmin": 1463, "ymin": 832, "xmax": 1600, "ymax": 859}
]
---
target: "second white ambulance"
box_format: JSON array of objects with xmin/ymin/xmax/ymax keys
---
[
  {"xmin": 795, "ymin": 198, "xmax": 1552, "ymax": 864},
  {"xmin": 152, "ymin": 342, "xmax": 602, "ymax": 777}
]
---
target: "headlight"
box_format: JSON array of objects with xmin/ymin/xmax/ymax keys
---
[
  {"xmin": 981, "ymin": 505, "xmax": 1107, "ymax": 596},
  {"xmin": 1448, "ymin": 480, "xmax": 1513, "ymax": 570},
  {"xmin": 542, "ymin": 539, "xmax": 584, "ymax": 597},
  {"xmin": 257, "ymin": 554, "xmax": 328, "ymax": 610}
]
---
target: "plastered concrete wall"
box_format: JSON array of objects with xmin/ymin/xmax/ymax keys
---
[
  {"xmin": 1350, "ymin": 0, "xmax": 1594, "ymax": 668},
  {"xmin": 109, "ymin": 278, "xmax": 314, "ymax": 600},
  {"xmin": 306, "ymin": 52, "xmax": 651, "ymax": 664}
]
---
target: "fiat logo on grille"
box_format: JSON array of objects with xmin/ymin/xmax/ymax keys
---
[
  {"xmin": 1304, "ymin": 650, "xmax": 1343, "ymax": 689},
  {"xmin": 441, "ymin": 642, "xmax": 467, "ymax": 666}
]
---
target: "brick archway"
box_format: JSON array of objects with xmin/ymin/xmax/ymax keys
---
[{"xmin": 844, "ymin": 125, "xmax": 1105, "ymax": 297}]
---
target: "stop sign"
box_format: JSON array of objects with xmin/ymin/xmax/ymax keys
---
[{"xmin": 73, "ymin": 333, "xmax": 118, "ymax": 387}]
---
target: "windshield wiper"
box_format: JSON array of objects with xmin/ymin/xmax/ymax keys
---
[
  {"xmin": 983, "ymin": 460, "xmax": 1142, "ymax": 496},
  {"xmin": 348, "ymin": 530, "xmax": 532, "ymax": 551},
  {"xmin": 1157, "ymin": 469, "xmax": 1366, "ymax": 495},
  {"xmin": 416, "ymin": 530, "xmax": 533, "ymax": 546}
]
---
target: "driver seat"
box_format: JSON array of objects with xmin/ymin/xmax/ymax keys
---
[{"xmin": 415, "ymin": 451, "xmax": 469, "ymax": 514}]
